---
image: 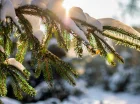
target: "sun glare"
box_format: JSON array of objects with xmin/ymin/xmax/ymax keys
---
[{"xmin": 62, "ymin": 0, "xmax": 73, "ymax": 16}]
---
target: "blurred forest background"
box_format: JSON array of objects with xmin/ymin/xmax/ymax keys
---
[{"xmin": 1, "ymin": 0, "xmax": 140, "ymax": 104}]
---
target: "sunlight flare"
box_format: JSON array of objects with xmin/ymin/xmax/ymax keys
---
[{"xmin": 62, "ymin": 0, "xmax": 73, "ymax": 16}]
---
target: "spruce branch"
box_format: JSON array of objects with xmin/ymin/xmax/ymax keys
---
[
  {"xmin": 11, "ymin": 77, "xmax": 23, "ymax": 100},
  {"xmin": 34, "ymin": 59, "xmax": 42, "ymax": 78},
  {"xmin": 12, "ymin": 71, "xmax": 36, "ymax": 96},
  {"xmin": 103, "ymin": 31, "xmax": 140, "ymax": 51},
  {"xmin": 104, "ymin": 26, "xmax": 140, "ymax": 40},
  {"xmin": 74, "ymin": 38, "xmax": 83, "ymax": 58},
  {"xmin": 0, "ymin": 68, "xmax": 7, "ymax": 97},
  {"xmin": 92, "ymin": 31, "xmax": 124, "ymax": 64},
  {"xmin": 53, "ymin": 21, "xmax": 68, "ymax": 51},
  {"xmin": 37, "ymin": 48, "xmax": 78, "ymax": 86},
  {"xmin": 0, "ymin": 2, "xmax": 140, "ymax": 101},
  {"xmin": 42, "ymin": 59, "xmax": 53, "ymax": 87}
]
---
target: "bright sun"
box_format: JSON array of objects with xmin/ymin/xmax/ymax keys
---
[{"xmin": 62, "ymin": 0, "xmax": 73, "ymax": 16}]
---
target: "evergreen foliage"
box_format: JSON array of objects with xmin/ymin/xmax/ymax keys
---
[{"xmin": 0, "ymin": 1, "xmax": 140, "ymax": 101}]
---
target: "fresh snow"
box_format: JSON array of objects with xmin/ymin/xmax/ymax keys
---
[
  {"xmin": 69, "ymin": 7, "xmax": 103, "ymax": 34},
  {"xmin": 1, "ymin": 97, "xmax": 21, "ymax": 104},
  {"xmin": 0, "ymin": 45, "xmax": 5, "ymax": 53},
  {"xmin": 85, "ymin": 13, "xmax": 103, "ymax": 31},
  {"xmin": 98, "ymin": 18, "xmax": 140, "ymax": 37},
  {"xmin": 5, "ymin": 58, "xmax": 25, "ymax": 72},
  {"xmin": 33, "ymin": 30, "xmax": 45, "ymax": 44},
  {"xmin": 47, "ymin": 0, "xmax": 89, "ymax": 43},
  {"xmin": 74, "ymin": 86, "xmax": 140, "ymax": 104},
  {"xmin": 69, "ymin": 7, "xmax": 87, "ymax": 22},
  {"xmin": 24, "ymin": 15, "xmax": 41, "ymax": 32},
  {"xmin": 0, "ymin": 0, "xmax": 22, "ymax": 31},
  {"xmin": 31, "ymin": 0, "xmax": 89, "ymax": 44},
  {"xmin": 63, "ymin": 17, "xmax": 89, "ymax": 44},
  {"xmin": 69, "ymin": 7, "xmax": 89, "ymax": 34},
  {"xmin": 24, "ymin": 15, "xmax": 45, "ymax": 44}
]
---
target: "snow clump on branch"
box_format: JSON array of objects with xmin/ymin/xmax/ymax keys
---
[
  {"xmin": 31, "ymin": 0, "xmax": 89, "ymax": 44},
  {"xmin": 0, "ymin": 0, "xmax": 22, "ymax": 31}
]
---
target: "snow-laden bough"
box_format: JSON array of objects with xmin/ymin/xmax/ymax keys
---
[
  {"xmin": 69, "ymin": 7, "xmax": 103, "ymax": 43},
  {"xmin": 4, "ymin": 58, "xmax": 25, "ymax": 72},
  {"xmin": 0, "ymin": 0, "xmax": 22, "ymax": 31},
  {"xmin": 4, "ymin": 58, "xmax": 30, "ymax": 79},
  {"xmin": 1, "ymin": 0, "xmax": 140, "ymax": 64},
  {"xmin": 69, "ymin": 6, "xmax": 114, "ymax": 54},
  {"xmin": 69, "ymin": 7, "xmax": 86, "ymax": 22},
  {"xmin": 69, "ymin": 7, "xmax": 103, "ymax": 31},
  {"xmin": 98, "ymin": 18, "xmax": 140, "ymax": 36},
  {"xmin": 98, "ymin": 18, "xmax": 140, "ymax": 47},
  {"xmin": 31, "ymin": 0, "xmax": 89, "ymax": 44},
  {"xmin": 69, "ymin": 7, "xmax": 89, "ymax": 34},
  {"xmin": 24, "ymin": 15, "xmax": 45, "ymax": 44},
  {"xmin": 85, "ymin": 13, "xmax": 103, "ymax": 31},
  {"xmin": 1, "ymin": 0, "xmax": 140, "ymax": 99},
  {"xmin": 69, "ymin": 7, "xmax": 111, "ymax": 49}
]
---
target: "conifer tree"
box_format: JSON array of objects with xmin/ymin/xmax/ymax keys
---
[{"xmin": 0, "ymin": 0, "xmax": 140, "ymax": 100}]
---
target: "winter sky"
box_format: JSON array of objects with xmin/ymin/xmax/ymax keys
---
[{"xmin": 63, "ymin": 0, "xmax": 140, "ymax": 26}]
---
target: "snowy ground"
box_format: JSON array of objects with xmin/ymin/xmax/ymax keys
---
[
  {"xmin": 62, "ymin": 86, "xmax": 140, "ymax": 104},
  {"xmin": 77, "ymin": 87, "xmax": 140, "ymax": 104},
  {"xmin": 1, "ymin": 86, "xmax": 140, "ymax": 104}
]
